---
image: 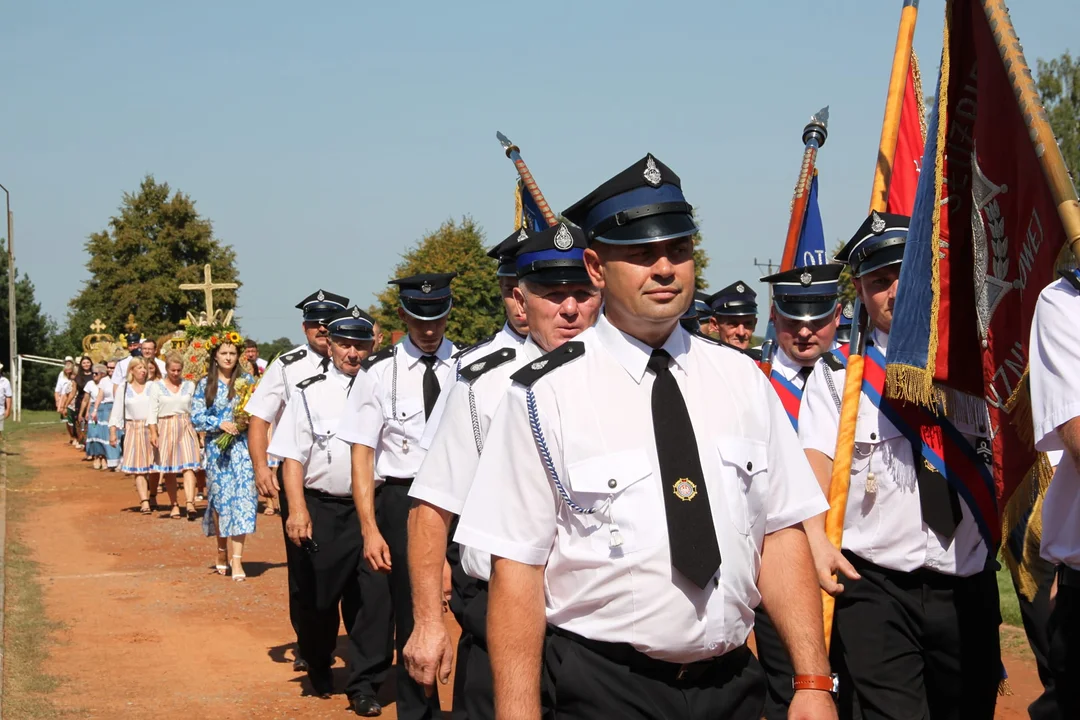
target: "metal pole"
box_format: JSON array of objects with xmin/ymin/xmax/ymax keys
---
[{"xmin": 0, "ymin": 183, "xmax": 15, "ymax": 423}]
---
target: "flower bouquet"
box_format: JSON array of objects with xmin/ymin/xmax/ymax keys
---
[{"xmin": 214, "ymin": 375, "xmax": 256, "ymax": 450}]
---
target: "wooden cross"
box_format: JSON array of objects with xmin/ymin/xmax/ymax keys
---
[
  {"xmin": 124, "ymin": 314, "xmax": 140, "ymax": 333},
  {"xmin": 179, "ymin": 264, "xmax": 238, "ymax": 319},
  {"xmin": 89, "ymin": 318, "xmax": 106, "ymax": 333}
]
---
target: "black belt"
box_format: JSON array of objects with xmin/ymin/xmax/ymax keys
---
[
  {"xmin": 383, "ymin": 476, "xmax": 414, "ymax": 487},
  {"xmin": 303, "ymin": 488, "xmax": 353, "ymax": 504},
  {"xmin": 1058, "ymin": 564, "xmax": 1080, "ymax": 589},
  {"xmin": 547, "ymin": 625, "xmax": 749, "ymax": 684}
]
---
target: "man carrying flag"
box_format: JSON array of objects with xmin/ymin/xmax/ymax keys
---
[{"xmin": 801, "ymin": 212, "xmax": 1002, "ymax": 719}]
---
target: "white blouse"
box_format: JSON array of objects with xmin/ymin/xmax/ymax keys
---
[
  {"xmin": 148, "ymin": 380, "xmax": 196, "ymax": 424},
  {"xmin": 108, "ymin": 382, "xmax": 151, "ymax": 427}
]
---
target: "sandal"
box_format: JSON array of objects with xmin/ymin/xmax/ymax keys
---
[
  {"xmin": 140, "ymin": 500, "xmax": 152, "ymax": 515},
  {"xmin": 215, "ymin": 547, "xmax": 228, "ymax": 575},
  {"xmin": 170, "ymin": 504, "xmax": 182, "ymax": 520},
  {"xmin": 186, "ymin": 502, "xmax": 197, "ymax": 522},
  {"xmin": 231, "ymin": 556, "xmax": 246, "ymax": 582}
]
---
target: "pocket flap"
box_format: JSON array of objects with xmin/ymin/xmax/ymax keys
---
[
  {"xmin": 390, "ymin": 397, "xmax": 424, "ymax": 421},
  {"xmin": 568, "ymin": 449, "xmax": 652, "ymax": 495},
  {"xmin": 715, "ymin": 436, "xmax": 768, "ymax": 476}
]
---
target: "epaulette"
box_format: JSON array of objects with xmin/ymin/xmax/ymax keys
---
[
  {"xmin": 360, "ymin": 346, "xmax": 394, "ymax": 371},
  {"xmin": 1061, "ymin": 268, "xmax": 1080, "ymax": 293},
  {"xmin": 280, "ymin": 348, "xmax": 307, "ymax": 366},
  {"xmin": 745, "ymin": 347, "xmax": 763, "ymax": 362},
  {"xmin": 458, "ymin": 348, "xmax": 516, "ymax": 382},
  {"xmin": 821, "ymin": 350, "xmax": 845, "ymax": 372},
  {"xmin": 510, "ymin": 342, "xmax": 584, "ymax": 387},
  {"xmin": 451, "ymin": 333, "xmax": 496, "ymax": 360},
  {"xmin": 297, "ymin": 374, "xmax": 326, "ymax": 391}
]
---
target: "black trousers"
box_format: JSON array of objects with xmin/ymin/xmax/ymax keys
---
[
  {"xmin": 295, "ymin": 490, "xmax": 394, "ymax": 699},
  {"xmin": 276, "ymin": 467, "xmax": 307, "ymax": 647},
  {"xmin": 377, "ymin": 482, "xmax": 442, "ymax": 720},
  {"xmin": 544, "ymin": 627, "xmax": 764, "ymax": 720},
  {"xmin": 451, "ymin": 576, "xmax": 494, "ymax": 720},
  {"xmin": 1048, "ymin": 567, "xmax": 1080, "ymax": 718},
  {"xmin": 834, "ymin": 551, "xmax": 1001, "ymax": 720},
  {"xmin": 1008, "ymin": 556, "xmax": 1061, "ymax": 720}
]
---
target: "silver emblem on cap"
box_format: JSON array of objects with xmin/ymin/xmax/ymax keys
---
[
  {"xmin": 469, "ymin": 362, "xmax": 485, "ymax": 373},
  {"xmin": 736, "ymin": 283, "xmax": 746, "ymax": 293},
  {"xmin": 317, "ymin": 290, "xmax": 325, "ymax": 301},
  {"xmin": 554, "ymin": 224, "xmax": 574, "ymax": 251},
  {"xmin": 351, "ymin": 307, "xmax": 361, "ymax": 318},
  {"xmin": 643, "ymin": 156, "xmax": 662, "ymax": 187},
  {"xmin": 517, "ymin": 228, "xmax": 529, "ymax": 243},
  {"xmin": 800, "ymin": 271, "xmax": 813, "ymax": 287},
  {"xmin": 843, "ymin": 303, "xmax": 854, "ymax": 319},
  {"xmin": 421, "ymin": 281, "xmax": 432, "ymax": 294},
  {"xmin": 870, "ymin": 211, "xmax": 886, "ymax": 234},
  {"xmin": 530, "ymin": 360, "xmax": 548, "ymax": 371}
]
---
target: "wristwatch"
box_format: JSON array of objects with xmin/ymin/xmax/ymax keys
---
[{"xmin": 792, "ymin": 674, "xmax": 839, "ymax": 694}]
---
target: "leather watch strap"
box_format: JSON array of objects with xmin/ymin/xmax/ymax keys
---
[{"xmin": 792, "ymin": 674, "xmax": 838, "ymax": 693}]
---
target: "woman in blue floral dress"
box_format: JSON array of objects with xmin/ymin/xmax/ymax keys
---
[{"xmin": 191, "ymin": 340, "xmax": 256, "ymax": 581}]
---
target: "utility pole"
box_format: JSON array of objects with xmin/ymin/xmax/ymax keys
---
[
  {"xmin": 753, "ymin": 257, "xmax": 777, "ymax": 306},
  {"xmin": 0, "ymin": 182, "xmax": 14, "ymax": 419}
]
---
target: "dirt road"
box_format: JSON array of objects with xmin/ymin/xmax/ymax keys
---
[{"xmin": 4, "ymin": 427, "xmax": 1047, "ymax": 718}]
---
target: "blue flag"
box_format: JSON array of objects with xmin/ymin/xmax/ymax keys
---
[
  {"xmin": 795, "ymin": 172, "xmax": 827, "ymax": 266},
  {"xmin": 518, "ymin": 179, "xmax": 547, "ymax": 232}
]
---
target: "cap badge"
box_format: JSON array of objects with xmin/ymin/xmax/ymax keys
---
[
  {"xmin": 673, "ymin": 477, "xmax": 698, "ymax": 502},
  {"xmin": 530, "ymin": 360, "xmax": 548, "ymax": 371},
  {"xmin": 643, "ymin": 156, "xmax": 662, "ymax": 187},
  {"xmin": 554, "ymin": 224, "xmax": 574, "ymax": 251},
  {"xmin": 351, "ymin": 308, "xmax": 361, "ymax": 318},
  {"xmin": 736, "ymin": 283, "xmax": 746, "ymax": 293},
  {"xmin": 800, "ymin": 271, "xmax": 813, "ymax": 287},
  {"xmin": 317, "ymin": 290, "xmax": 326, "ymax": 301},
  {"xmin": 469, "ymin": 362, "xmax": 485, "ymax": 373},
  {"xmin": 421, "ymin": 281, "xmax": 433, "ymax": 294},
  {"xmin": 843, "ymin": 303, "xmax": 854, "ymax": 320},
  {"xmin": 517, "ymin": 228, "xmax": 529, "ymax": 243},
  {"xmin": 870, "ymin": 211, "xmax": 886, "ymax": 234}
]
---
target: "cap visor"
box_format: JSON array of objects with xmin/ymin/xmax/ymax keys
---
[
  {"xmin": 774, "ymin": 299, "xmax": 838, "ymax": 322},
  {"xmin": 592, "ymin": 213, "xmax": 697, "ymax": 245},
  {"xmin": 520, "ymin": 267, "xmax": 593, "ymax": 286},
  {"xmin": 400, "ymin": 299, "xmax": 452, "ymax": 321}
]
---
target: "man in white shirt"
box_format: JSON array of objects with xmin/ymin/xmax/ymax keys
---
[
  {"xmin": 404, "ymin": 224, "xmax": 602, "ymax": 719},
  {"xmin": 1030, "ymin": 267, "xmax": 1080, "ymax": 718},
  {"xmin": 754, "ymin": 262, "xmax": 844, "ymax": 719},
  {"xmin": 269, "ymin": 307, "xmax": 392, "ymax": 715},
  {"xmin": 0, "ymin": 363, "xmax": 11, "ymax": 438},
  {"xmin": 339, "ymin": 272, "xmax": 458, "ymax": 720},
  {"xmin": 799, "ymin": 211, "xmax": 1001, "ymax": 719},
  {"xmin": 455, "ymin": 155, "xmax": 835, "ymax": 720},
  {"xmin": 113, "ymin": 338, "xmax": 166, "ymax": 385},
  {"xmin": 246, "ymin": 288, "xmax": 348, "ymax": 673},
  {"xmin": 243, "ymin": 338, "xmax": 269, "ymax": 376},
  {"xmin": 705, "ymin": 280, "xmax": 760, "ymax": 357}
]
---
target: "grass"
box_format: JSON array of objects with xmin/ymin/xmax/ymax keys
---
[
  {"xmin": 2, "ymin": 417, "xmax": 70, "ymax": 719},
  {"xmin": 997, "ymin": 563, "xmax": 1024, "ymax": 628}
]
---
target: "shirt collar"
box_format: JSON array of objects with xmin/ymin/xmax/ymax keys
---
[
  {"xmin": 327, "ymin": 362, "xmax": 355, "ymax": 388},
  {"xmin": 402, "ymin": 335, "xmax": 453, "ymax": 368},
  {"xmin": 870, "ymin": 328, "xmax": 889, "ymax": 353},
  {"xmin": 502, "ymin": 322, "xmax": 528, "ymax": 345},
  {"xmin": 773, "ymin": 345, "xmax": 811, "ymax": 378},
  {"xmin": 595, "ymin": 314, "xmax": 689, "ymax": 384}
]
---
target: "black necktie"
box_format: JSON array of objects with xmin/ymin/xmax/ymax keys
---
[
  {"xmin": 648, "ymin": 349, "xmax": 722, "ymax": 589},
  {"xmin": 419, "ymin": 355, "xmax": 440, "ymax": 420},
  {"xmin": 916, "ymin": 455, "xmax": 962, "ymax": 539},
  {"xmin": 796, "ymin": 365, "xmax": 813, "ymax": 387}
]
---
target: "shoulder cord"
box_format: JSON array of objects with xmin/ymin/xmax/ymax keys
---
[
  {"xmin": 822, "ymin": 364, "xmax": 843, "ymax": 414},
  {"xmin": 525, "ymin": 387, "xmax": 622, "ymax": 548},
  {"xmin": 390, "ymin": 349, "xmax": 409, "ymax": 450},
  {"xmin": 453, "ymin": 357, "xmax": 484, "ymax": 456},
  {"xmin": 299, "ymin": 389, "xmax": 333, "ymax": 464}
]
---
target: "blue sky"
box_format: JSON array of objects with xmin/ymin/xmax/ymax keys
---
[{"xmin": 2, "ymin": 0, "xmax": 1076, "ymax": 345}]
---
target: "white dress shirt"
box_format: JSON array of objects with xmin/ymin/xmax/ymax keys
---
[
  {"xmin": 112, "ymin": 356, "xmax": 166, "ymax": 385},
  {"xmin": 55, "ymin": 370, "xmax": 70, "ymax": 394},
  {"xmin": 246, "ymin": 344, "xmax": 331, "ymax": 461},
  {"xmin": 421, "ymin": 322, "xmax": 527, "ymax": 450},
  {"xmin": 269, "ymin": 363, "xmax": 368, "ymax": 497},
  {"xmin": 147, "ymin": 380, "xmax": 196, "ymax": 423},
  {"xmin": 771, "ymin": 344, "xmax": 816, "ymax": 389},
  {"xmin": 338, "ymin": 336, "xmax": 456, "ymax": 480},
  {"xmin": 108, "ymin": 382, "xmax": 151, "ymax": 427},
  {"xmin": 0, "ymin": 377, "xmax": 11, "ymax": 405},
  {"xmin": 799, "ymin": 329, "xmax": 989, "ymax": 576},
  {"xmin": 1031, "ymin": 277, "xmax": 1080, "ymax": 570},
  {"xmin": 455, "ymin": 315, "xmax": 826, "ymax": 663},
  {"xmin": 412, "ymin": 337, "xmax": 545, "ymax": 581}
]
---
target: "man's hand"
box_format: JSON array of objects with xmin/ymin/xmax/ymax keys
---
[
  {"xmin": 808, "ymin": 532, "xmax": 861, "ymax": 596},
  {"xmin": 403, "ymin": 619, "xmax": 454, "ymax": 695},
  {"xmin": 255, "ymin": 465, "xmax": 279, "ymax": 498},
  {"xmin": 789, "ymin": 689, "xmax": 839, "ymax": 720},
  {"xmin": 285, "ymin": 506, "xmax": 313, "ymax": 547},
  {"xmin": 364, "ymin": 531, "xmax": 392, "ymax": 573}
]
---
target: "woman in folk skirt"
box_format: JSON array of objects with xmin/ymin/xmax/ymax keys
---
[
  {"xmin": 149, "ymin": 352, "xmax": 202, "ymax": 521},
  {"xmin": 191, "ymin": 339, "xmax": 256, "ymax": 581},
  {"xmin": 109, "ymin": 357, "xmax": 157, "ymax": 513},
  {"xmin": 83, "ymin": 364, "xmax": 116, "ymax": 470}
]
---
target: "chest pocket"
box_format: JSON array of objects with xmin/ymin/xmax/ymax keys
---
[
  {"xmin": 715, "ymin": 436, "xmax": 769, "ymax": 536},
  {"xmin": 387, "ymin": 397, "xmax": 424, "ymax": 423},
  {"xmin": 566, "ymin": 449, "xmax": 665, "ymax": 553}
]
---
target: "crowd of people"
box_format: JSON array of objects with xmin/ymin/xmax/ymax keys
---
[{"xmin": 32, "ymin": 154, "xmax": 1079, "ymax": 720}]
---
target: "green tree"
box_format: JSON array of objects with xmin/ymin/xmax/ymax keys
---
[
  {"xmin": 371, "ymin": 217, "xmax": 501, "ymax": 346},
  {"xmin": 691, "ymin": 208, "xmax": 710, "ymax": 290},
  {"xmin": 63, "ymin": 176, "xmax": 240, "ymax": 349},
  {"xmin": 254, "ymin": 336, "xmax": 296, "ymax": 362},
  {"xmin": 1036, "ymin": 51, "xmax": 1080, "ymax": 185},
  {"xmin": 834, "ymin": 238, "xmax": 856, "ymax": 305},
  {"xmin": 1, "ymin": 239, "xmax": 60, "ymax": 410}
]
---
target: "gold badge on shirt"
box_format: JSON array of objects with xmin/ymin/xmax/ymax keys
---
[{"xmin": 673, "ymin": 478, "xmax": 698, "ymax": 502}]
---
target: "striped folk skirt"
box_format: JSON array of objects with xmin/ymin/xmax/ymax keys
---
[
  {"xmin": 153, "ymin": 414, "xmax": 202, "ymax": 474},
  {"xmin": 120, "ymin": 419, "xmax": 155, "ymax": 475}
]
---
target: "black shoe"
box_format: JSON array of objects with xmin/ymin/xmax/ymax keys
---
[
  {"xmin": 292, "ymin": 657, "xmax": 309, "ymax": 672},
  {"xmin": 349, "ymin": 695, "xmax": 382, "ymax": 717},
  {"xmin": 307, "ymin": 670, "xmax": 334, "ymax": 699}
]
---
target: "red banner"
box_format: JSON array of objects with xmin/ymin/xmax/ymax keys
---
[{"xmin": 886, "ymin": 57, "xmax": 926, "ymax": 216}]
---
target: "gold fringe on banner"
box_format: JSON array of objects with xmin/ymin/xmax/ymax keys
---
[
  {"xmin": 999, "ymin": 677, "xmax": 1013, "ymax": 696},
  {"xmin": 911, "ymin": 50, "xmax": 928, "ymax": 144},
  {"xmin": 1000, "ymin": 453, "xmax": 1054, "ymax": 601}
]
